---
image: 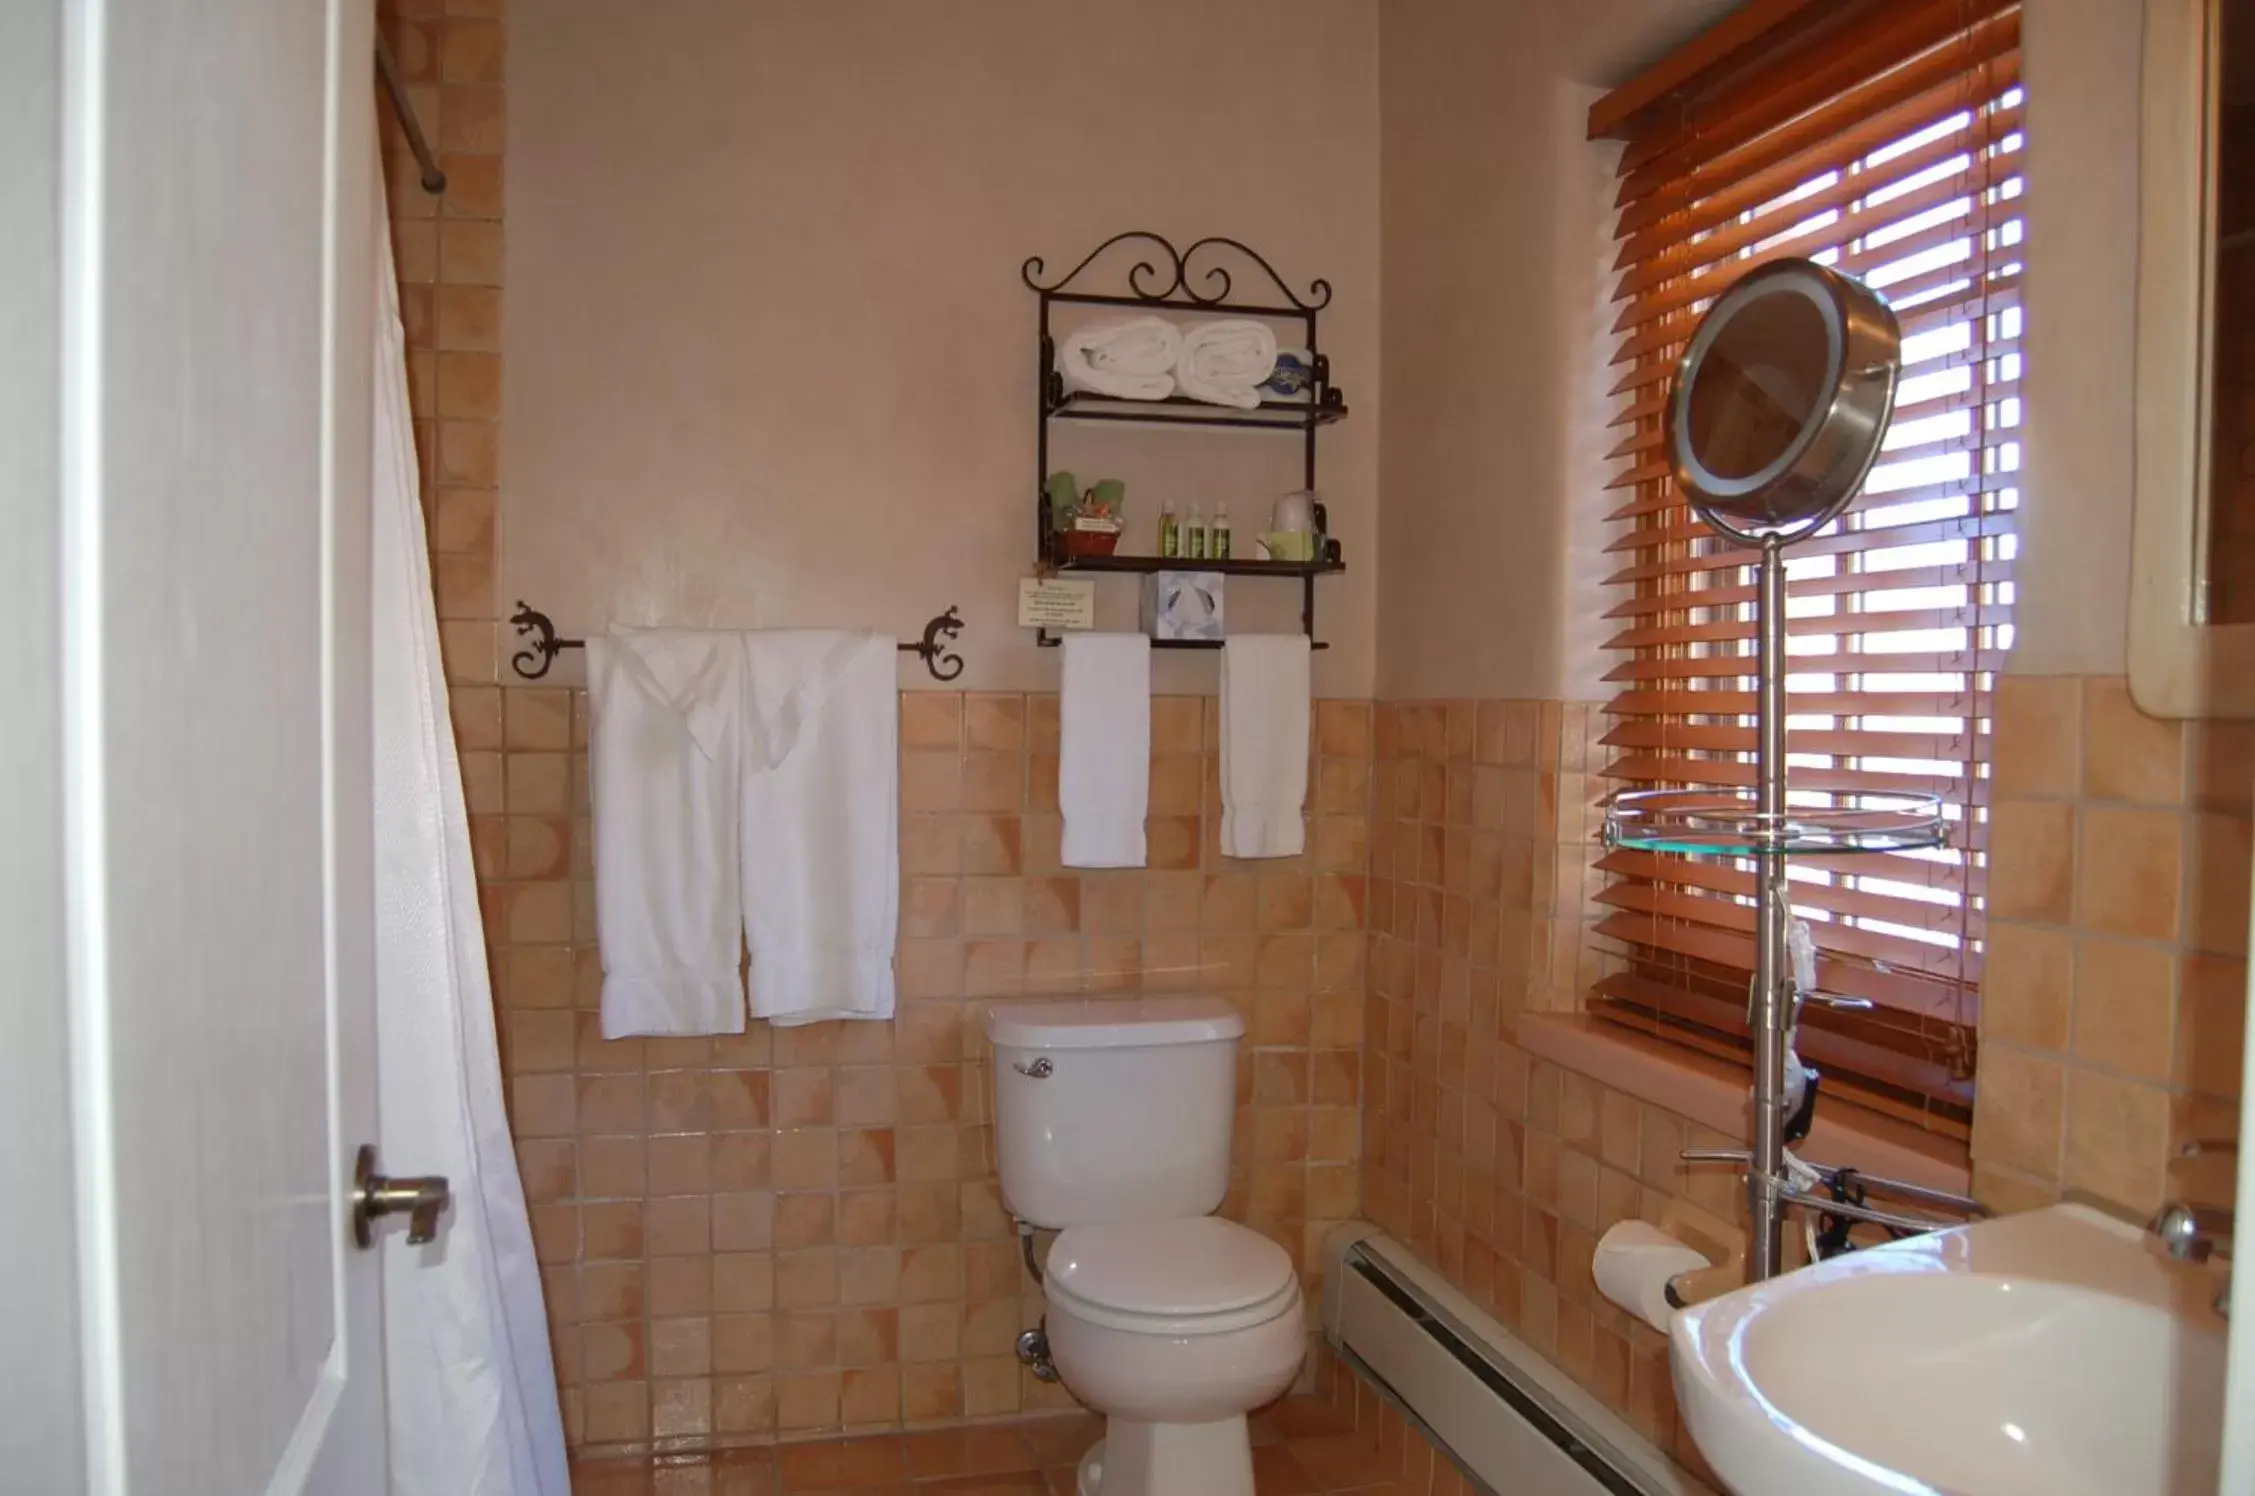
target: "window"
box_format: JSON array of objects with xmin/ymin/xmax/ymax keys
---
[{"xmin": 1587, "ymin": 1, "xmax": 2025, "ymax": 1137}]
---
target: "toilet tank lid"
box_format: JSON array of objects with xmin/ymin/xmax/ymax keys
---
[{"xmin": 985, "ymin": 996, "xmax": 1244, "ymax": 1050}]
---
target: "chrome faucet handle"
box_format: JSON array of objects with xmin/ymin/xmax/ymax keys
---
[
  {"xmin": 1773, "ymin": 1184, "xmax": 1961, "ymax": 1235},
  {"xmin": 1679, "ymin": 1147, "xmax": 1752, "ymax": 1166},
  {"xmin": 2150, "ymin": 1202, "xmax": 2234, "ymax": 1262}
]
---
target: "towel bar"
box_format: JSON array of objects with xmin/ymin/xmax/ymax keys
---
[{"xmin": 506, "ymin": 602, "xmax": 967, "ymax": 683}]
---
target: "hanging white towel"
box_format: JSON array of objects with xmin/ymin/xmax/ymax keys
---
[
  {"xmin": 1175, "ymin": 318, "xmax": 1279, "ymax": 410},
  {"xmin": 1060, "ymin": 633, "xmax": 1152, "ymax": 868},
  {"xmin": 1220, "ymin": 634, "xmax": 1311, "ymax": 858},
  {"xmin": 1057, "ymin": 315, "xmax": 1181, "ymax": 401},
  {"xmin": 740, "ymin": 631, "xmax": 900, "ymax": 1025},
  {"xmin": 588, "ymin": 628, "xmax": 748, "ymax": 1038}
]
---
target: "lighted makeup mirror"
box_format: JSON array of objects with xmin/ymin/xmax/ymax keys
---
[
  {"xmin": 1605, "ymin": 257, "xmax": 1981, "ymax": 1282},
  {"xmin": 1665, "ymin": 258, "xmax": 1903, "ymax": 540}
]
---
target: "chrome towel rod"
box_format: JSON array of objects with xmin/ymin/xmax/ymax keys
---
[{"xmin": 375, "ymin": 35, "xmax": 447, "ymax": 196}]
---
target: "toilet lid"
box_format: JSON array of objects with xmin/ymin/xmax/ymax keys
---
[{"xmin": 1047, "ymin": 1216, "xmax": 1296, "ymax": 1317}]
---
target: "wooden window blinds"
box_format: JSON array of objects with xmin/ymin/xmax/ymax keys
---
[{"xmin": 1587, "ymin": 0, "xmax": 2024, "ymax": 1134}]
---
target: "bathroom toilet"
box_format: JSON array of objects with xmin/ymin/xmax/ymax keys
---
[{"xmin": 987, "ymin": 997, "xmax": 1305, "ymax": 1496}]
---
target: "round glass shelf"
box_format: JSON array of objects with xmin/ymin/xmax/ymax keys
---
[{"xmin": 1602, "ymin": 789, "xmax": 1949, "ymax": 855}]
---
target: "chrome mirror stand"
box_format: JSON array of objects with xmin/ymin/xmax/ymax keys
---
[{"xmin": 1603, "ymin": 259, "xmax": 1970, "ymax": 1281}]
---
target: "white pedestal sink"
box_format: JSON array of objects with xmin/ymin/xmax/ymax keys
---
[{"xmin": 1671, "ymin": 1203, "xmax": 2228, "ymax": 1496}]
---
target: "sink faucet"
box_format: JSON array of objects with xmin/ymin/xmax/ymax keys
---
[
  {"xmin": 2153, "ymin": 1140, "xmax": 2236, "ymax": 1317},
  {"xmin": 2149, "ymin": 1202, "xmax": 2233, "ymax": 1263}
]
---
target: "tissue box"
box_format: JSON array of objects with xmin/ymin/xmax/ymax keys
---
[{"xmin": 1141, "ymin": 571, "xmax": 1225, "ymax": 641}]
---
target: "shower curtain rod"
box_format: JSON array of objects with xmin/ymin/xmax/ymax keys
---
[{"xmin": 375, "ymin": 35, "xmax": 447, "ymax": 196}]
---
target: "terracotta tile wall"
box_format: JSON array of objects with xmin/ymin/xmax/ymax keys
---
[
  {"xmin": 1975, "ymin": 675, "xmax": 2251, "ymax": 1219},
  {"xmin": 478, "ymin": 690, "xmax": 1371, "ymax": 1455},
  {"xmin": 379, "ymin": 0, "xmax": 509, "ymax": 692},
  {"xmin": 1358, "ymin": 700, "xmax": 1730, "ymax": 1473}
]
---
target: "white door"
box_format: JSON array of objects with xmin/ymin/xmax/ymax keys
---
[{"xmin": 57, "ymin": 0, "xmax": 389, "ymax": 1491}]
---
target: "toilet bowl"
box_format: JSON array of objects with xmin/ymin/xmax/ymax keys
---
[{"xmin": 1042, "ymin": 1215, "xmax": 1305, "ymax": 1496}]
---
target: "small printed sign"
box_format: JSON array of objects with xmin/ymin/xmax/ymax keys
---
[{"xmin": 1018, "ymin": 577, "xmax": 1097, "ymax": 632}]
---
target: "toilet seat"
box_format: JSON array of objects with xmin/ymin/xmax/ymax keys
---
[{"xmin": 1046, "ymin": 1217, "xmax": 1299, "ymax": 1335}]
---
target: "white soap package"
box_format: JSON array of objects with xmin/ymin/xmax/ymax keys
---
[{"xmin": 1141, "ymin": 570, "xmax": 1226, "ymax": 642}]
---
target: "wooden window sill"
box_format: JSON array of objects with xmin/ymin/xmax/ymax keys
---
[{"xmin": 1518, "ymin": 1013, "xmax": 1972, "ymax": 1197}]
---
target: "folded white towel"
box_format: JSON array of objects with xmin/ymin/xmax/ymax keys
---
[
  {"xmin": 1176, "ymin": 318, "xmax": 1279, "ymax": 410},
  {"xmin": 1220, "ymin": 634, "xmax": 1311, "ymax": 859},
  {"xmin": 1057, "ymin": 316, "xmax": 1181, "ymax": 401},
  {"xmin": 1060, "ymin": 633, "xmax": 1152, "ymax": 868},
  {"xmin": 588, "ymin": 628, "xmax": 749, "ymax": 1038},
  {"xmin": 740, "ymin": 631, "xmax": 900, "ymax": 1026}
]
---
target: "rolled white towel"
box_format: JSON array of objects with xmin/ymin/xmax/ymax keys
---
[
  {"xmin": 1175, "ymin": 318, "xmax": 1278, "ymax": 410},
  {"xmin": 1057, "ymin": 316, "xmax": 1181, "ymax": 401}
]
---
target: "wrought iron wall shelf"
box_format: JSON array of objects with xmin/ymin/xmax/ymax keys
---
[
  {"xmin": 1045, "ymin": 388, "xmax": 1349, "ymax": 431},
  {"xmin": 1030, "ymin": 555, "xmax": 1345, "ymax": 651},
  {"xmin": 506, "ymin": 602, "xmax": 968, "ymax": 683},
  {"xmin": 1027, "ymin": 232, "xmax": 1348, "ymax": 652},
  {"xmin": 1054, "ymin": 555, "xmax": 1344, "ymax": 579},
  {"xmin": 1050, "ymin": 637, "xmax": 1328, "ymax": 654}
]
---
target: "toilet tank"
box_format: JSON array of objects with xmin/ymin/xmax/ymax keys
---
[{"xmin": 986, "ymin": 996, "xmax": 1243, "ymax": 1229}]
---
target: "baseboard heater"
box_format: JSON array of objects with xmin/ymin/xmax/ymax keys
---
[{"xmin": 1322, "ymin": 1227, "xmax": 1711, "ymax": 1496}]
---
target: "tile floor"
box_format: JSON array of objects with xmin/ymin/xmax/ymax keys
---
[{"xmin": 570, "ymin": 1392, "xmax": 1470, "ymax": 1495}]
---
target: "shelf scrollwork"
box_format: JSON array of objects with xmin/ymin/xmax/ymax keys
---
[
  {"xmin": 1021, "ymin": 231, "xmax": 1184, "ymax": 300},
  {"xmin": 1022, "ymin": 231, "xmax": 1331, "ymax": 310},
  {"xmin": 1181, "ymin": 235, "xmax": 1331, "ymax": 309}
]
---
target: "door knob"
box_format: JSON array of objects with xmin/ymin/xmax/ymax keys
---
[{"xmin": 352, "ymin": 1144, "xmax": 451, "ymax": 1248}]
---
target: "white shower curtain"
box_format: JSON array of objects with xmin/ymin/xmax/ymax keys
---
[{"xmin": 371, "ymin": 179, "xmax": 571, "ymax": 1496}]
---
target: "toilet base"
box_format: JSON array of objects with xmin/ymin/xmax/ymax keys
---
[{"xmin": 1073, "ymin": 1416, "xmax": 1256, "ymax": 1496}]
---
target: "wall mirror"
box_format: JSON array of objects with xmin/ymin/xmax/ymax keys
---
[{"xmin": 2133, "ymin": 0, "xmax": 2255, "ymax": 716}]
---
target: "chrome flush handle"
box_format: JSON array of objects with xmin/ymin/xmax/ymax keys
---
[{"xmin": 1013, "ymin": 1058, "xmax": 1054, "ymax": 1079}]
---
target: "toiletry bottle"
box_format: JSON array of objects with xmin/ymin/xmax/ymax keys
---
[
  {"xmin": 1185, "ymin": 504, "xmax": 1207, "ymax": 560},
  {"xmin": 1159, "ymin": 500, "xmax": 1180, "ymax": 558},
  {"xmin": 1212, "ymin": 504, "xmax": 1232, "ymax": 560}
]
